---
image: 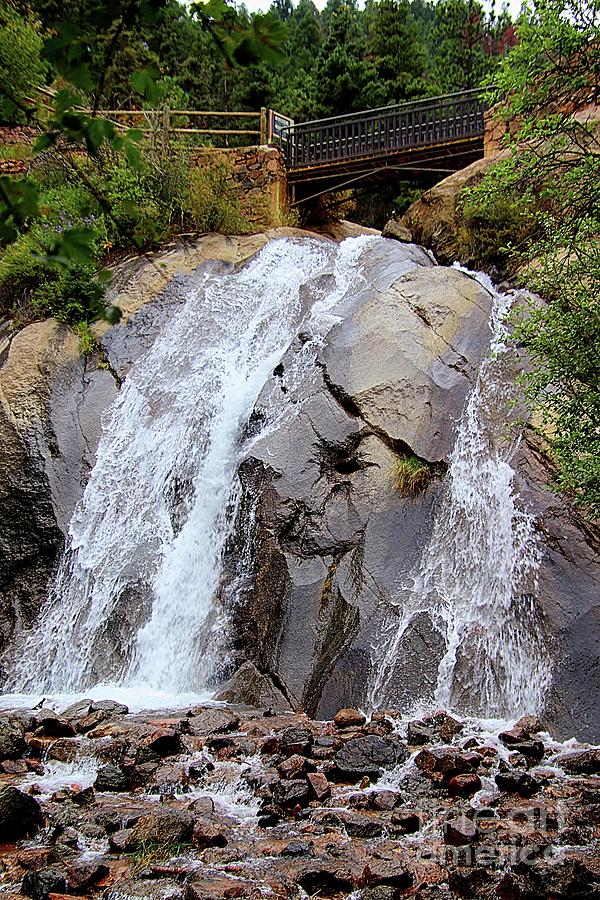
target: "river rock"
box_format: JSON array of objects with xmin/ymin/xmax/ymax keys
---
[
  {"xmin": 0, "ymin": 721, "xmax": 26, "ymax": 759},
  {"xmin": 21, "ymin": 869, "xmax": 67, "ymax": 900},
  {"xmin": 333, "ymin": 734, "xmax": 406, "ymax": 780},
  {"xmin": 333, "ymin": 708, "xmax": 366, "ymax": 728},
  {"xmin": 0, "ymin": 785, "xmax": 43, "ymax": 839},
  {"xmin": 443, "ymin": 816, "xmax": 478, "ymax": 846},
  {"xmin": 554, "ymin": 748, "xmax": 600, "ymax": 775}
]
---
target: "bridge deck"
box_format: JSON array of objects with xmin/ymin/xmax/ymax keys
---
[{"xmin": 279, "ymin": 88, "xmax": 487, "ymax": 196}]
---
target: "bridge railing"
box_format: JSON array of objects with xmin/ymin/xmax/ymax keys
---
[{"xmin": 280, "ymin": 88, "xmax": 487, "ymax": 170}]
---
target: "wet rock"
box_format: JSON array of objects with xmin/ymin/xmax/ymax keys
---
[
  {"xmin": 1, "ymin": 758, "xmax": 28, "ymax": 774},
  {"xmin": 333, "ymin": 708, "xmax": 366, "ymax": 728},
  {"xmin": 34, "ymin": 710, "xmax": 76, "ymax": 737},
  {"xmin": 443, "ymin": 816, "xmax": 478, "ymax": 846},
  {"xmin": 277, "ymin": 753, "xmax": 311, "ymax": 779},
  {"xmin": 185, "ymin": 708, "xmax": 241, "ymax": 736},
  {"xmin": 76, "ymin": 710, "xmax": 110, "ymax": 733},
  {"xmin": 22, "ymin": 869, "xmax": 67, "ymax": 900},
  {"xmin": 382, "ymin": 220, "xmax": 413, "ymax": 243},
  {"xmin": 391, "ymin": 808, "xmax": 422, "ymax": 832},
  {"xmin": 214, "ymin": 661, "xmax": 291, "ymax": 712},
  {"xmin": 93, "ymin": 699, "xmax": 129, "ymax": 715},
  {"xmin": 273, "ymin": 778, "xmax": 311, "ymax": 808},
  {"xmin": 367, "ymin": 860, "xmax": 414, "ymax": 890},
  {"xmin": 297, "ymin": 865, "xmax": 354, "ymax": 896},
  {"xmin": 0, "ymin": 785, "xmax": 43, "ymax": 839},
  {"xmin": 142, "ymin": 728, "xmax": 185, "ymax": 757},
  {"xmin": 370, "ymin": 789, "xmax": 402, "ymax": 810},
  {"xmin": 280, "ymin": 726, "xmax": 312, "ymax": 756},
  {"xmin": 307, "ymin": 771, "xmax": 331, "ymax": 801},
  {"xmin": 407, "ymin": 721, "xmax": 436, "ymax": 745},
  {"xmin": 499, "ymin": 715, "xmax": 541, "ymax": 744},
  {"xmin": 66, "ymin": 861, "xmax": 109, "ymax": 893},
  {"xmin": 191, "ymin": 819, "xmax": 228, "ymax": 850},
  {"xmin": 94, "ymin": 763, "xmax": 129, "ymax": 792},
  {"xmin": 415, "ymin": 747, "xmax": 480, "ymax": 783},
  {"xmin": 108, "ymin": 827, "xmax": 137, "ymax": 852},
  {"xmin": 447, "ymin": 773, "xmax": 482, "ymax": 797},
  {"xmin": 495, "ymin": 771, "xmax": 540, "ymax": 798},
  {"xmin": 508, "ymin": 740, "xmax": 545, "ymax": 763},
  {"xmin": 134, "ymin": 809, "xmax": 195, "ymax": 846},
  {"xmin": 0, "ymin": 721, "xmax": 26, "ymax": 759},
  {"xmin": 61, "ymin": 700, "xmax": 93, "ymax": 719},
  {"xmin": 554, "ymin": 748, "xmax": 600, "ymax": 775},
  {"xmin": 330, "ymin": 810, "xmax": 386, "ymax": 838},
  {"xmin": 333, "ymin": 735, "xmax": 406, "ymax": 780},
  {"xmin": 185, "ymin": 876, "xmax": 257, "ymax": 899}
]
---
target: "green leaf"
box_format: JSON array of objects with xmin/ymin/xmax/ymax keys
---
[
  {"xmin": 103, "ymin": 303, "xmax": 123, "ymax": 324},
  {"xmin": 48, "ymin": 227, "xmax": 98, "ymax": 265},
  {"xmin": 131, "ymin": 67, "xmax": 161, "ymax": 104}
]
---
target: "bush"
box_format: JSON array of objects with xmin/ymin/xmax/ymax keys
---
[
  {"xmin": 187, "ymin": 162, "xmax": 252, "ymax": 234},
  {"xmin": 458, "ymin": 181, "xmax": 539, "ymax": 274},
  {"xmin": 31, "ymin": 264, "xmax": 107, "ymax": 324},
  {"xmin": 0, "ymin": 5, "xmax": 46, "ymax": 125}
]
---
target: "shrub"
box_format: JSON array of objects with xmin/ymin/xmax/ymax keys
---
[
  {"xmin": 458, "ymin": 182, "xmax": 539, "ymax": 274},
  {"xmin": 31, "ymin": 264, "xmax": 107, "ymax": 324},
  {"xmin": 390, "ymin": 455, "xmax": 431, "ymax": 497},
  {"xmin": 187, "ymin": 162, "xmax": 252, "ymax": 234},
  {"xmin": 0, "ymin": 5, "xmax": 46, "ymax": 125}
]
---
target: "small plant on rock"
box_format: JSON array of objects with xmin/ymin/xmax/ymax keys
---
[{"xmin": 390, "ymin": 455, "xmax": 431, "ymax": 497}]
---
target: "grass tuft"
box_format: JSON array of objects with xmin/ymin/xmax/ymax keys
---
[{"xmin": 390, "ymin": 455, "xmax": 431, "ymax": 497}]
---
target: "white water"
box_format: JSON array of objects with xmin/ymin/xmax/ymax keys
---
[
  {"xmin": 369, "ymin": 271, "xmax": 551, "ymax": 718},
  {"xmin": 8, "ymin": 236, "xmax": 376, "ymax": 698}
]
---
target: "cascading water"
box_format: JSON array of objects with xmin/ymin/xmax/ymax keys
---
[
  {"xmin": 368, "ymin": 269, "xmax": 551, "ymax": 718},
  {"xmin": 9, "ymin": 236, "xmax": 376, "ymax": 698}
]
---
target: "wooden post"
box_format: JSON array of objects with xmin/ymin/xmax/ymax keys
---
[
  {"xmin": 260, "ymin": 107, "xmax": 267, "ymax": 145},
  {"xmin": 161, "ymin": 106, "xmax": 170, "ymax": 156}
]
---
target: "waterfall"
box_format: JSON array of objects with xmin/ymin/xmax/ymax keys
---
[
  {"xmin": 9, "ymin": 236, "xmax": 376, "ymax": 697},
  {"xmin": 368, "ymin": 271, "xmax": 551, "ymax": 718}
]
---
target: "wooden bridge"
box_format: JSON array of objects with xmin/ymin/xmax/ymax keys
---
[{"xmin": 277, "ymin": 88, "xmax": 488, "ymax": 202}]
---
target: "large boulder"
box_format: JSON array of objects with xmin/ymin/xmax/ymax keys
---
[{"xmin": 221, "ymin": 239, "xmax": 495, "ymax": 717}]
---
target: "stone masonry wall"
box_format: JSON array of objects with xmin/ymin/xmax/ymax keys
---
[
  {"xmin": 190, "ymin": 145, "xmax": 288, "ymax": 227},
  {"xmin": 0, "ymin": 126, "xmax": 36, "ymax": 176}
]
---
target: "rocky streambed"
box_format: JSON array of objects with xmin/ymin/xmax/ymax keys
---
[{"xmin": 0, "ymin": 700, "xmax": 599, "ymax": 899}]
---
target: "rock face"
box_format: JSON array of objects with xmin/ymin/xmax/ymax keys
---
[
  {"xmin": 222, "ymin": 239, "xmax": 496, "ymax": 718},
  {"xmin": 0, "ymin": 230, "xmax": 327, "ymax": 671},
  {"xmin": 0, "ymin": 227, "xmax": 599, "ymax": 742},
  {"xmin": 385, "ymin": 156, "xmax": 501, "ymax": 265}
]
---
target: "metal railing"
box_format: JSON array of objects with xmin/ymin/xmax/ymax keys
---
[{"xmin": 280, "ymin": 88, "xmax": 487, "ymax": 170}]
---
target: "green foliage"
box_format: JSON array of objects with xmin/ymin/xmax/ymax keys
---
[
  {"xmin": 0, "ymin": 4, "xmax": 46, "ymax": 124},
  {"xmin": 458, "ymin": 179, "xmax": 539, "ymax": 272},
  {"xmin": 462, "ymin": 0, "xmax": 600, "ymax": 517},
  {"xmin": 390, "ymin": 454, "xmax": 431, "ymax": 496},
  {"xmin": 187, "ymin": 162, "xmax": 253, "ymax": 234},
  {"xmin": 74, "ymin": 320, "xmax": 97, "ymax": 354}
]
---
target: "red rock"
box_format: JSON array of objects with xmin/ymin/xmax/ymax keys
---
[
  {"xmin": 260, "ymin": 735, "xmax": 279, "ymax": 754},
  {"xmin": 67, "ymin": 861, "xmax": 109, "ymax": 893},
  {"xmin": 142, "ymin": 728, "xmax": 185, "ymax": 757},
  {"xmin": 447, "ymin": 773, "xmax": 482, "ymax": 798},
  {"xmin": 307, "ymin": 772, "xmax": 331, "ymax": 801},
  {"xmin": 277, "ymin": 754, "xmax": 309, "ymax": 779},
  {"xmin": 443, "ymin": 816, "xmax": 477, "ymax": 846},
  {"xmin": 191, "ymin": 819, "xmax": 228, "ymax": 849},
  {"xmin": 333, "ymin": 708, "xmax": 366, "ymax": 729}
]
